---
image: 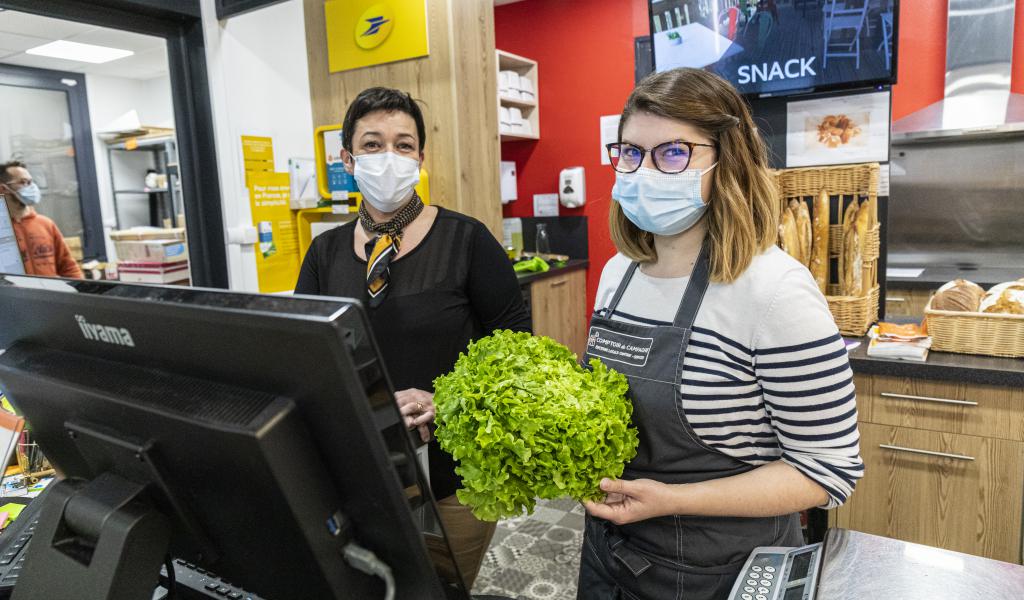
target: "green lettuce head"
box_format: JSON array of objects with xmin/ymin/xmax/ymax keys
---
[{"xmin": 433, "ymin": 330, "xmax": 638, "ymax": 521}]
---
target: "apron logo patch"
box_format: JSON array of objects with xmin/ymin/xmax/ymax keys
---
[{"xmin": 586, "ymin": 326, "xmax": 653, "ymax": 367}]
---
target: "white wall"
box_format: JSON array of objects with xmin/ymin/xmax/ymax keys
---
[
  {"xmin": 85, "ymin": 73, "xmax": 175, "ymax": 258},
  {"xmin": 200, "ymin": 0, "xmax": 315, "ymax": 292}
]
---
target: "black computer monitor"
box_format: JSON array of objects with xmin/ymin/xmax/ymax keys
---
[{"xmin": 0, "ymin": 274, "xmax": 466, "ymax": 600}]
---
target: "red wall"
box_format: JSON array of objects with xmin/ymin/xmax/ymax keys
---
[
  {"xmin": 496, "ymin": 0, "xmax": 649, "ymax": 312},
  {"xmin": 890, "ymin": 0, "xmax": 947, "ymax": 120},
  {"xmin": 496, "ymin": 0, "xmax": 1020, "ymax": 310}
]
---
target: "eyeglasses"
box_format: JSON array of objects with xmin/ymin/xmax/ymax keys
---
[{"xmin": 606, "ymin": 140, "xmax": 716, "ymax": 174}]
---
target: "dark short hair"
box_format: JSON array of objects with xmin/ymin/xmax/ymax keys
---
[
  {"xmin": 342, "ymin": 87, "xmax": 426, "ymax": 152},
  {"xmin": 0, "ymin": 160, "xmax": 27, "ymax": 183}
]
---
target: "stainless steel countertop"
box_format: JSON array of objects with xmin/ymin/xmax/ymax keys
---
[{"xmin": 817, "ymin": 529, "xmax": 1024, "ymax": 599}]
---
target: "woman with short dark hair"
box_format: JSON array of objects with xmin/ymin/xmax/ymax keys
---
[{"xmin": 295, "ymin": 87, "xmax": 530, "ymax": 588}]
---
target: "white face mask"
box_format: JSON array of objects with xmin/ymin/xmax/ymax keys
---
[
  {"xmin": 611, "ymin": 163, "xmax": 717, "ymax": 236},
  {"xmin": 353, "ymin": 152, "xmax": 421, "ymax": 213}
]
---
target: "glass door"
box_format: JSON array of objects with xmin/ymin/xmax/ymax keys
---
[{"xmin": 0, "ymin": 65, "xmax": 103, "ymax": 259}]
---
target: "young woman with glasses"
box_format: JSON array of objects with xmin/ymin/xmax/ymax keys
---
[{"xmin": 577, "ymin": 68, "xmax": 863, "ymax": 600}]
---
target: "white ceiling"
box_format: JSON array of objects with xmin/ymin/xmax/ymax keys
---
[{"xmin": 0, "ymin": 10, "xmax": 168, "ymax": 80}]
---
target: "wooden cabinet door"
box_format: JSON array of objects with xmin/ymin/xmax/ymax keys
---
[
  {"xmin": 834, "ymin": 422, "xmax": 1024, "ymax": 563},
  {"xmin": 530, "ymin": 270, "xmax": 587, "ymax": 358}
]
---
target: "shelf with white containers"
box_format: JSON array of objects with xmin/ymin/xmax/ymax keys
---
[{"xmin": 497, "ymin": 50, "xmax": 539, "ymax": 141}]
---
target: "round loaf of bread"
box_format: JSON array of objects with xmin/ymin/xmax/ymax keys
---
[
  {"xmin": 980, "ymin": 280, "xmax": 1024, "ymax": 315},
  {"xmin": 931, "ymin": 279, "xmax": 985, "ymax": 312}
]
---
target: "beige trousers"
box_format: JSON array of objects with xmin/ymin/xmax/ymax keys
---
[{"xmin": 425, "ymin": 493, "xmax": 496, "ymax": 589}]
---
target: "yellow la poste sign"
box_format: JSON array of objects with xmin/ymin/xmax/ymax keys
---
[{"xmin": 325, "ymin": 0, "xmax": 429, "ymax": 73}]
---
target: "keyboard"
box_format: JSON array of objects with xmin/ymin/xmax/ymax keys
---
[
  {"xmin": 155, "ymin": 560, "xmax": 266, "ymax": 600},
  {"xmin": 0, "ymin": 493, "xmax": 44, "ymax": 598}
]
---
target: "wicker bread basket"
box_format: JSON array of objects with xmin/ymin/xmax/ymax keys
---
[
  {"xmin": 775, "ymin": 163, "xmax": 880, "ymax": 337},
  {"xmin": 924, "ymin": 299, "xmax": 1024, "ymax": 358}
]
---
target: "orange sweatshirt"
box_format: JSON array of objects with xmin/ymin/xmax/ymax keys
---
[{"xmin": 12, "ymin": 209, "xmax": 83, "ymax": 279}]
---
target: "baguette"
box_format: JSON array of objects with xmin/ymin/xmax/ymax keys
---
[
  {"xmin": 779, "ymin": 206, "xmax": 800, "ymax": 262},
  {"xmin": 853, "ymin": 201, "xmax": 871, "ymax": 295},
  {"xmin": 809, "ymin": 189, "xmax": 829, "ymax": 294},
  {"xmin": 841, "ymin": 199, "xmax": 860, "ymax": 296},
  {"xmin": 843, "ymin": 228, "xmax": 862, "ymax": 296},
  {"xmin": 791, "ymin": 199, "xmax": 812, "ymax": 267}
]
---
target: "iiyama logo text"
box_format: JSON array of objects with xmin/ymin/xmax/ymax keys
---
[{"xmin": 75, "ymin": 315, "xmax": 135, "ymax": 347}]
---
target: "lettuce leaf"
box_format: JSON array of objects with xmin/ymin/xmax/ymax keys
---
[{"xmin": 433, "ymin": 330, "xmax": 638, "ymax": 521}]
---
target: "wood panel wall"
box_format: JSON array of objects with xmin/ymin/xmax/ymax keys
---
[{"xmin": 302, "ymin": 0, "xmax": 502, "ymax": 240}]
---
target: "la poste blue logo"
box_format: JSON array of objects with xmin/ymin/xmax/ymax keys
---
[{"xmin": 356, "ymin": 3, "xmax": 394, "ymax": 49}]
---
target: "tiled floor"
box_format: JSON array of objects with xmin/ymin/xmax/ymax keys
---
[{"xmin": 472, "ymin": 498, "xmax": 585, "ymax": 600}]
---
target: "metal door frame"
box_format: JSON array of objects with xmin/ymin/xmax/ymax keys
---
[{"xmin": 0, "ymin": 0, "xmax": 229, "ymax": 288}]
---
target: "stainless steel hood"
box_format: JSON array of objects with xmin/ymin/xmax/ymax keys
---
[{"xmin": 892, "ymin": 0, "xmax": 1024, "ymax": 141}]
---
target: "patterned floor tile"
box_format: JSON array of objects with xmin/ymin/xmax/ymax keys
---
[{"xmin": 474, "ymin": 498, "xmax": 582, "ymax": 600}]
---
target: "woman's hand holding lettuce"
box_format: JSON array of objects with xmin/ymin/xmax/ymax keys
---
[{"xmin": 433, "ymin": 330, "xmax": 638, "ymax": 521}]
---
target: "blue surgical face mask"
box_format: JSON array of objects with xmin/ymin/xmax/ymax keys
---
[
  {"xmin": 611, "ymin": 163, "xmax": 717, "ymax": 236},
  {"xmin": 15, "ymin": 182, "xmax": 41, "ymax": 206}
]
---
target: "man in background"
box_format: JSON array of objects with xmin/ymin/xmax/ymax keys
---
[{"xmin": 0, "ymin": 160, "xmax": 82, "ymax": 279}]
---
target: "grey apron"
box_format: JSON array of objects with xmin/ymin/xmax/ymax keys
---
[{"xmin": 577, "ymin": 245, "xmax": 802, "ymax": 600}]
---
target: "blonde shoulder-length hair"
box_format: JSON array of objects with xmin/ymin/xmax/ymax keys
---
[{"xmin": 610, "ymin": 68, "xmax": 779, "ymax": 283}]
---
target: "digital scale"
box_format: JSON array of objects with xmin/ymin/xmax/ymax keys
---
[{"xmin": 726, "ymin": 543, "xmax": 823, "ymax": 600}]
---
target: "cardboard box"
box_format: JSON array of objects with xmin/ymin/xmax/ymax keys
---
[
  {"xmin": 109, "ymin": 227, "xmax": 186, "ymax": 242},
  {"xmin": 114, "ymin": 239, "xmax": 188, "ymax": 263},
  {"xmin": 64, "ymin": 236, "xmax": 84, "ymax": 263},
  {"xmin": 117, "ymin": 260, "xmax": 190, "ymax": 284}
]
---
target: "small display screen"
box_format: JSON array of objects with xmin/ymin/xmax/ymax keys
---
[
  {"xmin": 789, "ymin": 551, "xmax": 813, "ymax": 581},
  {"xmin": 784, "ymin": 586, "xmax": 805, "ymax": 600}
]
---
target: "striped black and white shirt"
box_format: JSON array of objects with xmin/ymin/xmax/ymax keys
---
[{"xmin": 595, "ymin": 246, "xmax": 863, "ymax": 508}]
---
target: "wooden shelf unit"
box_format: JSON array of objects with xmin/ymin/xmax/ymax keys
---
[{"xmin": 497, "ymin": 49, "xmax": 539, "ymax": 141}]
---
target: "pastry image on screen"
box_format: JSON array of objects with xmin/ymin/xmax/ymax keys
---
[
  {"xmin": 785, "ymin": 90, "xmax": 890, "ymax": 167},
  {"xmin": 806, "ymin": 112, "xmax": 868, "ymax": 149}
]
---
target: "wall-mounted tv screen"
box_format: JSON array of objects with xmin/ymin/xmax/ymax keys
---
[{"xmin": 650, "ymin": 0, "xmax": 898, "ymax": 96}]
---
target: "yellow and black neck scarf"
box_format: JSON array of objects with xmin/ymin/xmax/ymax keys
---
[{"xmin": 359, "ymin": 192, "xmax": 424, "ymax": 308}]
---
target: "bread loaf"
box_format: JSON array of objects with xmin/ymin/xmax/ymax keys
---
[
  {"xmin": 980, "ymin": 280, "xmax": 1024, "ymax": 315},
  {"xmin": 931, "ymin": 279, "xmax": 985, "ymax": 312},
  {"xmin": 780, "ymin": 205, "xmax": 800, "ymax": 261},
  {"xmin": 841, "ymin": 199, "xmax": 859, "ymax": 233},
  {"xmin": 809, "ymin": 189, "xmax": 829, "ymax": 294},
  {"xmin": 853, "ymin": 202, "xmax": 871, "ymax": 295},
  {"xmin": 840, "ymin": 199, "xmax": 860, "ymax": 296},
  {"xmin": 790, "ymin": 199, "xmax": 812, "ymax": 267},
  {"xmin": 842, "ymin": 228, "xmax": 861, "ymax": 296}
]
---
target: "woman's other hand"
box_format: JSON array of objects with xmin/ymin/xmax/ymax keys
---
[
  {"xmin": 583, "ymin": 478, "xmax": 680, "ymax": 525},
  {"xmin": 395, "ymin": 388, "xmax": 435, "ymax": 443}
]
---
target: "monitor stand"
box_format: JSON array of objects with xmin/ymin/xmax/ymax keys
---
[{"xmin": 12, "ymin": 473, "xmax": 170, "ymax": 600}]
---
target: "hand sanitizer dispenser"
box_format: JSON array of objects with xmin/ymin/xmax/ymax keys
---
[{"xmin": 559, "ymin": 166, "xmax": 585, "ymax": 208}]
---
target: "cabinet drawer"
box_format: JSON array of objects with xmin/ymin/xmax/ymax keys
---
[
  {"xmin": 854, "ymin": 374, "xmax": 1024, "ymax": 441},
  {"xmin": 834, "ymin": 422, "xmax": 1023, "ymax": 563}
]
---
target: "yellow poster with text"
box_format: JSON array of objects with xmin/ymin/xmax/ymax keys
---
[
  {"xmin": 325, "ymin": 0, "xmax": 429, "ymax": 73},
  {"xmin": 249, "ymin": 172, "xmax": 299, "ymax": 294},
  {"xmin": 241, "ymin": 135, "xmax": 275, "ymax": 188}
]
